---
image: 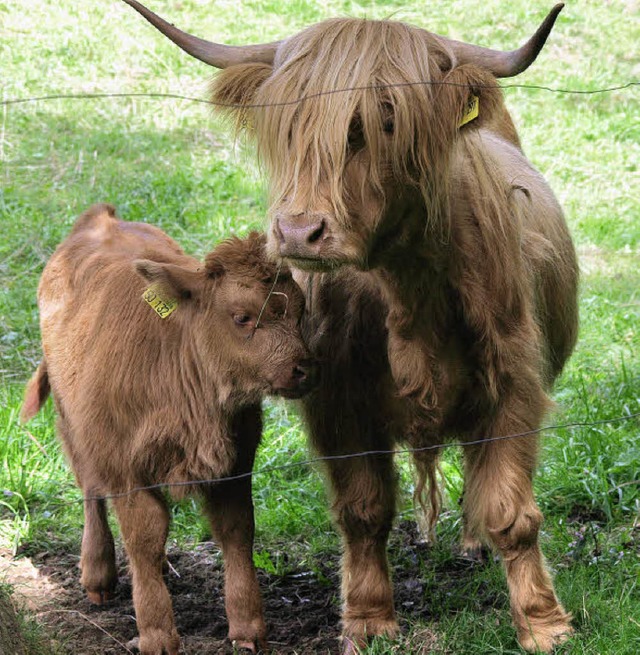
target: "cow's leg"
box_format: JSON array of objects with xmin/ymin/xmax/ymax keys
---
[
  {"xmin": 411, "ymin": 448, "xmax": 441, "ymax": 543},
  {"xmin": 326, "ymin": 452, "xmax": 398, "ymax": 652},
  {"xmin": 201, "ymin": 479, "xmax": 266, "ymax": 653},
  {"xmin": 463, "ymin": 411, "xmax": 572, "ymax": 653},
  {"xmin": 303, "ymin": 390, "xmax": 398, "ymax": 651},
  {"xmin": 112, "ymin": 491, "xmax": 179, "ymax": 655},
  {"xmin": 300, "ymin": 272, "xmax": 398, "ymax": 651},
  {"xmin": 80, "ymin": 494, "xmax": 117, "ymax": 604}
]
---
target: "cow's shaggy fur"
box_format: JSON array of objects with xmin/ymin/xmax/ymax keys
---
[
  {"xmin": 211, "ymin": 16, "xmax": 578, "ymax": 654},
  {"xmin": 121, "ymin": 4, "xmax": 579, "ymax": 652}
]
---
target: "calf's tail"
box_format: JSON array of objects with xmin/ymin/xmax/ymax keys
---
[{"xmin": 20, "ymin": 359, "xmax": 50, "ymax": 423}]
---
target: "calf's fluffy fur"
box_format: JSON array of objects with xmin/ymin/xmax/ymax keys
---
[{"xmin": 22, "ymin": 203, "xmax": 315, "ymax": 654}]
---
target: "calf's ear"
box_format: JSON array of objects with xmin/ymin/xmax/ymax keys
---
[{"xmin": 134, "ymin": 259, "xmax": 201, "ymax": 300}]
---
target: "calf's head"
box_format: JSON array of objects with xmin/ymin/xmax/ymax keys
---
[
  {"xmin": 122, "ymin": 1, "xmax": 563, "ymax": 270},
  {"xmin": 135, "ymin": 232, "xmax": 316, "ymax": 403}
]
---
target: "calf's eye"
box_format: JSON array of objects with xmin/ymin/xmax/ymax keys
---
[{"xmin": 233, "ymin": 314, "xmax": 252, "ymax": 326}]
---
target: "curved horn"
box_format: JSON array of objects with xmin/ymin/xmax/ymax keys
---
[
  {"xmin": 121, "ymin": 0, "xmax": 279, "ymax": 68},
  {"xmin": 439, "ymin": 3, "xmax": 564, "ymax": 77}
]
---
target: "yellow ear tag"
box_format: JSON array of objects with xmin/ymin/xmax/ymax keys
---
[
  {"xmin": 459, "ymin": 94, "xmax": 479, "ymax": 127},
  {"xmin": 143, "ymin": 285, "xmax": 178, "ymax": 319}
]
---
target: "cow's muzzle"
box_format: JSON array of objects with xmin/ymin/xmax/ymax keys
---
[{"xmin": 273, "ymin": 212, "xmax": 331, "ymax": 261}]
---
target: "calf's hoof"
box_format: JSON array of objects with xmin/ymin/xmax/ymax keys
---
[
  {"xmin": 86, "ymin": 589, "xmax": 115, "ymax": 605},
  {"xmin": 517, "ymin": 615, "xmax": 574, "ymax": 653},
  {"xmin": 126, "ymin": 628, "xmax": 180, "ymax": 655},
  {"xmin": 231, "ymin": 637, "xmax": 267, "ymax": 653}
]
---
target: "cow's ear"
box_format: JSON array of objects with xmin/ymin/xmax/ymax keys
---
[
  {"xmin": 134, "ymin": 259, "xmax": 201, "ymax": 300},
  {"xmin": 209, "ymin": 63, "xmax": 272, "ymax": 130},
  {"xmin": 436, "ymin": 64, "xmax": 506, "ymax": 135}
]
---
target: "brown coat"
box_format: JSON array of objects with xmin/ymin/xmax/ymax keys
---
[
  {"xmin": 119, "ymin": 4, "xmax": 578, "ymax": 653},
  {"xmin": 22, "ymin": 203, "xmax": 316, "ymax": 654}
]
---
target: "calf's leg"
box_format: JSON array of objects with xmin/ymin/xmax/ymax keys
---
[
  {"xmin": 112, "ymin": 491, "xmax": 179, "ymax": 655},
  {"xmin": 56, "ymin": 417, "xmax": 117, "ymax": 602},
  {"xmin": 202, "ymin": 478, "xmax": 266, "ymax": 652},
  {"xmin": 463, "ymin": 409, "xmax": 572, "ymax": 653},
  {"xmin": 80, "ymin": 495, "xmax": 117, "ymax": 603}
]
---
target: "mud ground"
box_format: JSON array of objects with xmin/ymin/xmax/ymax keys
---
[{"xmin": 7, "ymin": 521, "xmax": 505, "ymax": 654}]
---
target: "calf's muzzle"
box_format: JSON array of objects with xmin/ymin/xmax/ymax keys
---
[{"xmin": 273, "ymin": 357, "xmax": 319, "ymax": 399}]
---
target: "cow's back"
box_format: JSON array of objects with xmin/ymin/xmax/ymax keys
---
[{"xmin": 452, "ymin": 130, "xmax": 579, "ymax": 384}]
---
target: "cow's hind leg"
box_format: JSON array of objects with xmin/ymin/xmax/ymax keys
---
[
  {"xmin": 463, "ymin": 416, "xmax": 572, "ymax": 653},
  {"xmin": 112, "ymin": 490, "xmax": 179, "ymax": 655}
]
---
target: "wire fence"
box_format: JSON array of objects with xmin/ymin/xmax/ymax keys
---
[
  {"xmin": 1, "ymin": 77, "xmax": 638, "ymax": 504},
  {"xmin": 3, "ymin": 411, "xmax": 636, "ymax": 505},
  {"xmin": 1, "ymin": 81, "xmax": 638, "ymax": 111}
]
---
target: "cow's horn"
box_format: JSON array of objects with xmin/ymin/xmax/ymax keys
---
[
  {"xmin": 121, "ymin": 0, "xmax": 279, "ymax": 68},
  {"xmin": 439, "ymin": 3, "xmax": 564, "ymax": 77}
]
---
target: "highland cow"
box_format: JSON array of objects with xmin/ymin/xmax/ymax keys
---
[
  {"xmin": 122, "ymin": 2, "xmax": 579, "ymax": 652},
  {"xmin": 22, "ymin": 203, "xmax": 316, "ymax": 654}
]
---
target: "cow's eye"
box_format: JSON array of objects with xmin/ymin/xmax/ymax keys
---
[
  {"xmin": 347, "ymin": 116, "xmax": 365, "ymax": 151},
  {"xmin": 233, "ymin": 314, "xmax": 252, "ymax": 326},
  {"xmin": 382, "ymin": 118, "xmax": 394, "ymax": 134}
]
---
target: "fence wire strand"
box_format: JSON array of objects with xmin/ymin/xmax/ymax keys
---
[
  {"xmin": 60, "ymin": 411, "xmax": 640, "ymax": 504},
  {"xmin": 1, "ymin": 81, "xmax": 638, "ymax": 110}
]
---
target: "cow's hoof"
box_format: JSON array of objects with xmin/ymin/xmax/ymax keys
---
[
  {"xmin": 340, "ymin": 617, "xmax": 399, "ymax": 654},
  {"xmin": 130, "ymin": 629, "xmax": 180, "ymax": 655},
  {"xmin": 518, "ymin": 618, "xmax": 574, "ymax": 653},
  {"xmin": 341, "ymin": 635, "xmax": 366, "ymax": 655},
  {"xmin": 86, "ymin": 589, "xmax": 115, "ymax": 605}
]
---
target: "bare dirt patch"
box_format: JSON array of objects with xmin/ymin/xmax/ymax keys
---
[{"xmin": 7, "ymin": 521, "xmax": 494, "ymax": 654}]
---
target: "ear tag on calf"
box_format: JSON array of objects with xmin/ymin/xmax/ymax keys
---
[
  {"xmin": 143, "ymin": 285, "xmax": 178, "ymax": 319},
  {"xmin": 459, "ymin": 94, "xmax": 479, "ymax": 127}
]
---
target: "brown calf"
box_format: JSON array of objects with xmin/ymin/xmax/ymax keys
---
[{"xmin": 22, "ymin": 203, "xmax": 316, "ymax": 654}]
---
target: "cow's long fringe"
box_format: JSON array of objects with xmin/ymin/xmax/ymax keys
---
[{"xmin": 212, "ymin": 17, "xmax": 517, "ymax": 241}]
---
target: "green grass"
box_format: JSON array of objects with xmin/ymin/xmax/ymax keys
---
[{"xmin": 1, "ymin": 0, "xmax": 639, "ymax": 653}]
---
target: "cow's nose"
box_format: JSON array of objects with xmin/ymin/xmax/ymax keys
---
[{"xmin": 275, "ymin": 213, "xmax": 330, "ymax": 257}]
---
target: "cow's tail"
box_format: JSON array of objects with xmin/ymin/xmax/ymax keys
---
[
  {"xmin": 20, "ymin": 359, "xmax": 51, "ymax": 423},
  {"xmin": 412, "ymin": 449, "xmax": 442, "ymax": 544}
]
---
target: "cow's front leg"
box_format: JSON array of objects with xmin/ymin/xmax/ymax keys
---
[
  {"xmin": 202, "ymin": 477, "xmax": 266, "ymax": 653},
  {"xmin": 324, "ymin": 453, "xmax": 398, "ymax": 651},
  {"xmin": 112, "ymin": 490, "xmax": 179, "ymax": 655},
  {"xmin": 463, "ymin": 405, "xmax": 572, "ymax": 653}
]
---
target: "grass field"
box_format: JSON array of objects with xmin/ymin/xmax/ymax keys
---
[{"xmin": 1, "ymin": 1, "xmax": 639, "ymax": 653}]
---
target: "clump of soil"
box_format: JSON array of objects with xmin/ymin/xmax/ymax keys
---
[{"xmin": 9, "ymin": 521, "xmax": 494, "ymax": 654}]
